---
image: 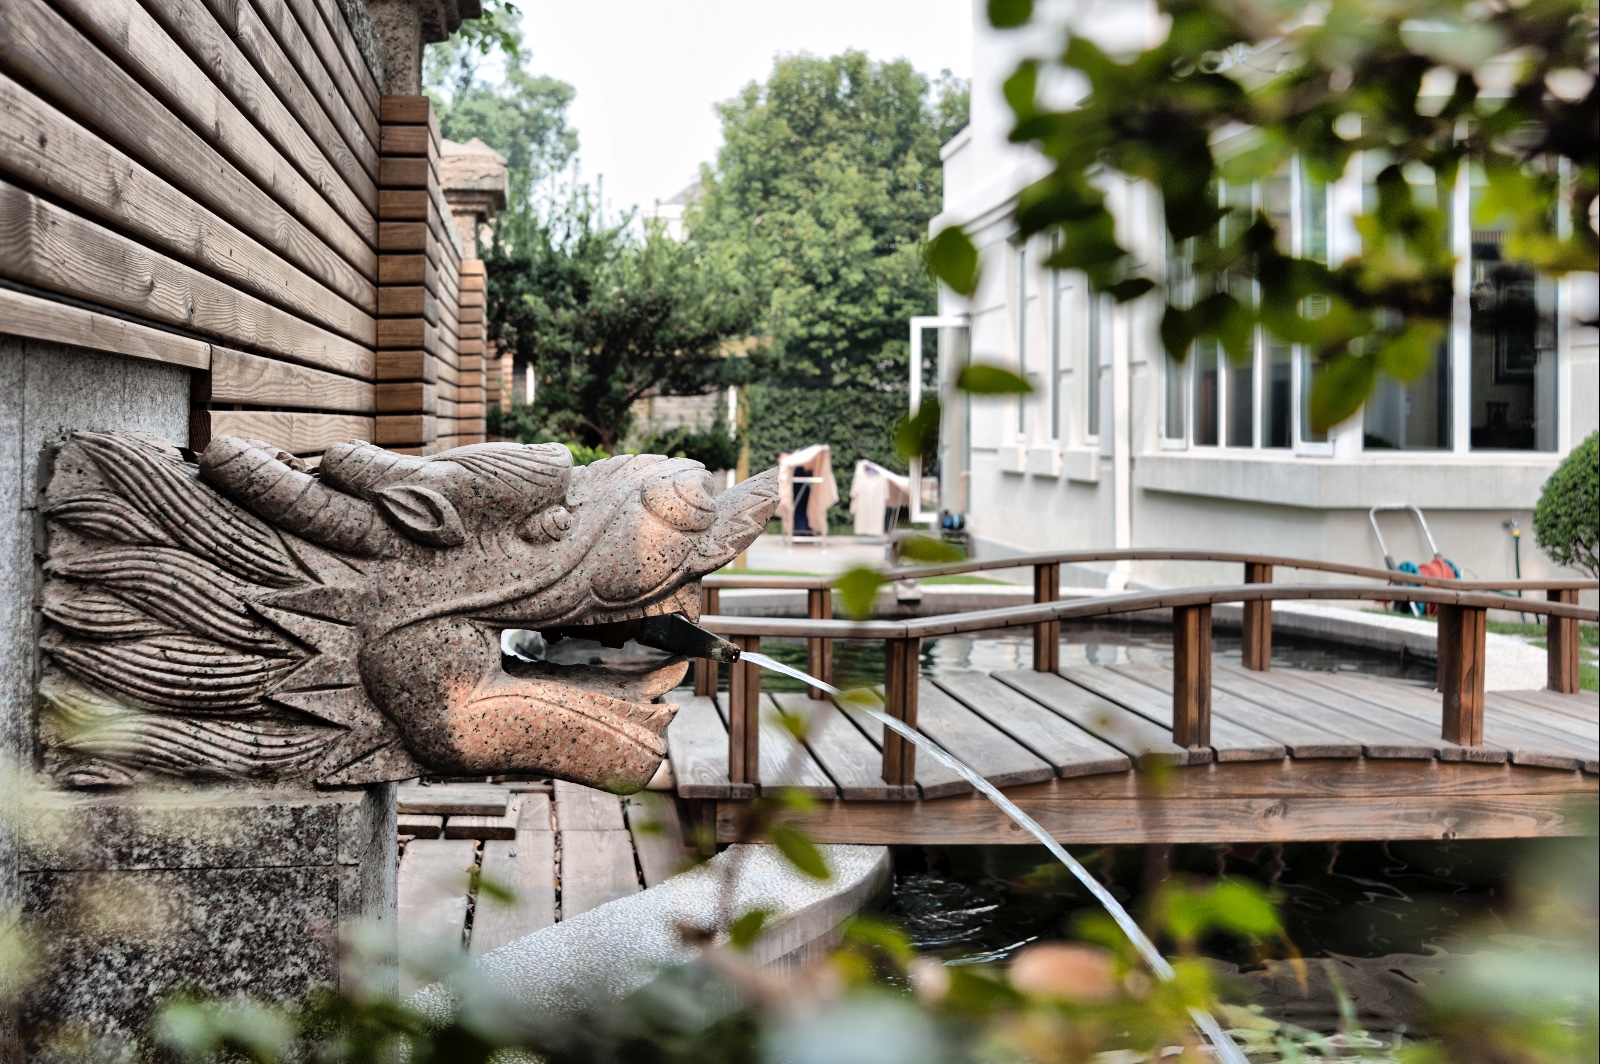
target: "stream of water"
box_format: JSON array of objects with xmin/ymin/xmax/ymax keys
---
[{"xmin": 739, "ymin": 650, "xmax": 1252, "ymax": 1064}]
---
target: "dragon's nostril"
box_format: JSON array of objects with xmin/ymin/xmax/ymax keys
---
[
  {"xmin": 641, "ymin": 471, "xmax": 716, "ymax": 531},
  {"xmin": 521, "ymin": 505, "xmax": 573, "ymax": 541}
]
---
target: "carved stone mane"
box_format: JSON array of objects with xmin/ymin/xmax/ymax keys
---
[{"xmin": 38, "ymin": 432, "xmax": 778, "ymax": 790}]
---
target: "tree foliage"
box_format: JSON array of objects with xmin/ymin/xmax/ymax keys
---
[
  {"xmin": 691, "ymin": 52, "xmax": 970, "ymax": 391},
  {"xmin": 424, "ymin": 5, "xmax": 578, "ymax": 235},
  {"xmin": 485, "ymin": 195, "xmax": 757, "ymax": 453},
  {"xmin": 927, "ymin": 0, "xmax": 1598, "ymax": 430},
  {"xmin": 1534, "ymin": 430, "xmax": 1599, "ymax": 577}
]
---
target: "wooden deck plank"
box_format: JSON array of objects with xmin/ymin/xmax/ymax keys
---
[
  {"xmin": 665, "ymin": 693, "xmax": 752, "ymax": 799},
  {"xmin": 913, "ymin": 679, "xmax": 1054, "ymax": 787},
  {"xmin": 1486, "ymin": 693, "xmax": 1599, "ymax": 743},
  {"xmin": 1292, "ymin": 672, "xmax": 1595, "ymax": 773},
  {"xmin": 624, "ymin": 795, "xmax": 695, "ymax": 888},
  {"xmin": 771, "ymin": 692, "xmax": 909, "ymax": 801},
  {"xmin": 1496, "ymin": 689, "xmax": 1599, "ymax": 722},
  {"xmin": 1315, "ymin": 673, "xmax": 1598, "ymax": 771},
  {"xmin": 470, "ymin": 818, "xmax": 556, "ymax": 957},
  {"xmin": 397, "ymin": 784, "xmax": 508, "ymax": 816},
  {"xmin": 559, "ymin": 829, "xmax": 639, "ymax": 919},
  {"xmin": 935, "ymin": 672, "xmax": 1132, "ymax": 778},
  {"xmin": 1064, "ymin": 666, "xmax": 1286, "ymax": 761},
  {"xmin": 554, "ymin": 781, "xmax": 626, "ymax": 832},
  {"xmin": 396, "ymin": 813, "xmax": 441, "ymax": 839},
  {"xmin": 397, "ymin": 838, "xmax": 474, "ymax": 993},
  {"xmin": 753, "ymin": 695, "xmax": 839, "ymax": 797},
  {"xmin": 993, "ymin": 670, "xmax": 1209, "ymax": 766},
  {"xmin": 1203, "ymin": 666, "xmax": 1441, "ymax": 760},
  {"xmin": 832, "ymin": 689, "xmax": 971, "ymax": 798},
  {"xmin": 1226, "ymin": 666, "xmax": 1497, "ymax": 762}
]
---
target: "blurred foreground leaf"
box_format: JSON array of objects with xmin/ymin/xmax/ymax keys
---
[
  {"xmin": 956, "ymin": 363, "xmax": 1032, "ymax": 395},
  {"xmin": 835, "ymin": 566, "xmax": 887, "ymax": 619},
  {"xmin": 770, "ymin": 825, "xmax": 830, "ymax": 880},
  {"xmin": 926, "ymin": 226, "xmax": 981, "ymax": 296}
]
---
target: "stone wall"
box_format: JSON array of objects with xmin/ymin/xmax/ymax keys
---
[{"xmin": 0, "ymin": 339, "xmax": 191, "ymax": 903}]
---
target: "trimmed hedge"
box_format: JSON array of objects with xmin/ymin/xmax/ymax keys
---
[
  {"xmin": 1534, "ymin": 430, "xmax": 1599, "ymax": 578},
  {"xmin": 746, "ymin": 385, "xmax": 907, "ymax": 504}
]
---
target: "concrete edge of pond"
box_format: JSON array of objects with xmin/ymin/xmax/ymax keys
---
[
  {"xmin": 716, "ymin": 587, "xmax": 1548, "ymax": 690},
  {"xmin": 406, "ymin": 843, "xmax": 891, "ymax": 1021}
]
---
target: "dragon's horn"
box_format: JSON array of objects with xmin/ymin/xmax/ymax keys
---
[{"xmin": 199, "ymin": 437, "xmax": 393, "ymax": 557}]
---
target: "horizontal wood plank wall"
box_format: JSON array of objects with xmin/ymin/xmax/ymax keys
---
[{"xmin": 0, "ymin": 0, "xmax": 382, "ymax": 458}]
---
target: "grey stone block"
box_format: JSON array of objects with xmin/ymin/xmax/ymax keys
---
[{"xmin": 16, "ymin": 783, "xmax": 396, "ymax": 1056}]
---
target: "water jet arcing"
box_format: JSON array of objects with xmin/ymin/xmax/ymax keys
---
[{"xmin": 738, "ymin": 650, "xmax": 1249, "ymax": 1064}]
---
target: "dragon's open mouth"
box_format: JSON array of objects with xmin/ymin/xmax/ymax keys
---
[{"xmin": 496, "ymin": 606, "xmax": 734, "ymax": 768}]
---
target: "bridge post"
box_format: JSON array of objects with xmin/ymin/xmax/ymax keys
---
[
  {"xmin": 882, "ymin": 637, "xmax": 920, "ymax": 785},
  {"xmin": 807, "ymin": 588, "xmax": 834, "ymax": 700},
  {"xmin": 694, "ymin": 585, "xmax": 721, "ymax": 696},
  {"xmin": 1241, "ymin": 562, "xmax": 1273, "ymax": 671},
  {"xmin": 1547, "ymin": 589, "xmax": 1580, "ymax": 693},
  {"xmin": 1438, "ymin": 605, "xmax": 1486, "ymax": 746},
  {"xmin": 728, "ymin": 634, "xmax": 761, "ymax": 785},
  {"xmin": 1033, "ymin": 563, "xmax": 1060, "ymax": 672},
  {"xmin": 1171, "ymin": 604, "xmax": 1212, "ymax": 748}
]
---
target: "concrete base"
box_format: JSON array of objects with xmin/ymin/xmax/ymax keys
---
[{"xmin": 17, "ymin": 782, "xmax": 397, "ymax": 1056}]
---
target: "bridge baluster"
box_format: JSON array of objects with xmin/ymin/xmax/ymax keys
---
[
  {"xmin": 807, "ymin": 588, "xmax": 834, "ymax": 700},
  {"xmin": 728, "ymin": 633, "xmax": 761, "ymax": 786},
  {"xmin": 1172, "ymin": 604, "xmax": 1212, "ymax": 748},
  {"xmin": 1033, "ymin": 562, "xmax": 1060, "ymax": 672},
  {"xmin": 882, "ymin": 637, "xmax": 921, "ymax": 786},
  {"xmin": 1438, "ymin": 606, "xmax": 1486, "ymax": 746},
  {"xmin": 1547, "ymin": 589, "xmax": 1580, "ymax": 694},
  {"xmin": 695, "ymin": 586, "xmax": 721, "ymax": 696},
  {"xmin": 1241, "ymin": 562, "xmax": 1273, "ymax": 671}
]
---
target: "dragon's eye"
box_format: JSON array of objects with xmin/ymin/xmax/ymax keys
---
[{"xmin": 641, "ymin": 470, "xmax": 716, "ymax": 532}]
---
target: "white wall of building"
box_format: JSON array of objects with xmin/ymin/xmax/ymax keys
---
[{"xmin": 934, "ymin": 0, "xmax": 1598, "ymax": 589}]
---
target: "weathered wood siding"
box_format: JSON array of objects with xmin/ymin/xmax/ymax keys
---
[{"xmin": 0, "ymin": 0, "xmax": 484, "ymax": 455}]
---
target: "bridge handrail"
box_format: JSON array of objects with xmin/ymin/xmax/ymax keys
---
[
  {"xmin": 700, "ymin": 583, "xmax": 1597, "ymax": 640},
  {"xmin": 701, "ymin": 549, "xmax": 1598, "ymax": 593}
]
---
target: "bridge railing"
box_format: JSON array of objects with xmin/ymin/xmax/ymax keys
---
[
  {"xmin": 699, "ymin": 549, "xmax": 1593, "ymax": 699},
  {"xmin": 693, "ymin": 567, "xmax": 1598, "ymax": 790}
]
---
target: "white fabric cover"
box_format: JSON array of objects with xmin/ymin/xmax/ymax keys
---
[
  {"xmin": 848, "ymin": 460, "xmax": 911, "ymax": 536},
  {"xmin": 775, "ymin": 444, "xmax": 838, "ymax": 537}
]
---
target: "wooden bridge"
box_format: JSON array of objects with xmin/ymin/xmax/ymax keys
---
[{"xmin": 668, "ymin": 552, "xmax": 1597, "ymax": 846}]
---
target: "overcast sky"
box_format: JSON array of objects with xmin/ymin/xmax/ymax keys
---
[{"xmin": 515, "ymin": 0, "xmax": 973, "ymax": 218}]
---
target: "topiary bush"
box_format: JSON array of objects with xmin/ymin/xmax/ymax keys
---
[{"xmin": 1534, "ymin": 430, "xmax": 1599, "ymax": 577}]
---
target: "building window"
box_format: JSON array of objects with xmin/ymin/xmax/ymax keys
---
[
  {"xmin": 1469, "ymin": 181, "xmax": 1558, "ymax": 450},
  {"xmin": 1164, "ymin": 352, "xmax": 1186, "ymax": 440},
  {"xmin": 1086, "ymin": 292, "xmax": 1108, "ymax": 439},
  {"xmin": 1015, "ymin": 243, "xmax": 1037, "ymax": 435},
  {"xmin": 1050, "ymin": 263, "xmax": 1068, "ymax": 440}
]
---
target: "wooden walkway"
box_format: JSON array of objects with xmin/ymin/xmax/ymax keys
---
[
  {"xmin": 667, "ymin": 666, "xmax": 1598, "ymax": 846},
  {"xmin": 395, "ymin": 780, "xmax": 693, "ymax": 995}
]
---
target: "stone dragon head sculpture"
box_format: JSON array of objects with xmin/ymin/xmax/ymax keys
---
[{"xmin": 37, "ymin": 432, "xmax": 778, "ymax": 791}]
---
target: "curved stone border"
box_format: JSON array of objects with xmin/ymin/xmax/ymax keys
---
[{"xmin": 408, "ymin": 843, "xmax": 890, "ymax": 1020}]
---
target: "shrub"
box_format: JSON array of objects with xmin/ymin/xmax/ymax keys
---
[
  {"xmin": 633, "ymin": 424, "xmax": 740, "ymax": 471},
  {"xmin": 1534, "ymin": 431, "xmax": 1599, "ymax": 577},
  {"xmin": 746, "ymin": 384, "xmax": 908, "ymax": 502}
]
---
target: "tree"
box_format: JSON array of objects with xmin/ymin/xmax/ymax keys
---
[
  {"xmin": 929, "ymin": 0, "xmax": 1598, "ymax": 430},
  {"xmin": 486, "ymin": 194, "xmax": 757, "ymax": 453},
  {"xmin": 424, "ymin": 4, "xmax": 578, "ymax": 233},
  {"xmin": 691, "ymin": 52, "xmax": 970, "ymax": 391},
  {"xmin": 1534, "ymin": 430, "xmax": 1599, "ymax": 577}
]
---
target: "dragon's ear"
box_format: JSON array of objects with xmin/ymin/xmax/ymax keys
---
[{"xmin": 373, "ymin": 485, "xmax": 466, "ymax": 547}]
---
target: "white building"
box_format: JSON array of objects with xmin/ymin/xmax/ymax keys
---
[{"xmin": 929, "ymin": 0, "xmax": 1598, "ymax": 589}]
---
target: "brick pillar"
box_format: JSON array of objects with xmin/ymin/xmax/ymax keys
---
[{"xmin": 376, "ymin": 96, "xmax": 439, "ymax": 454}]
